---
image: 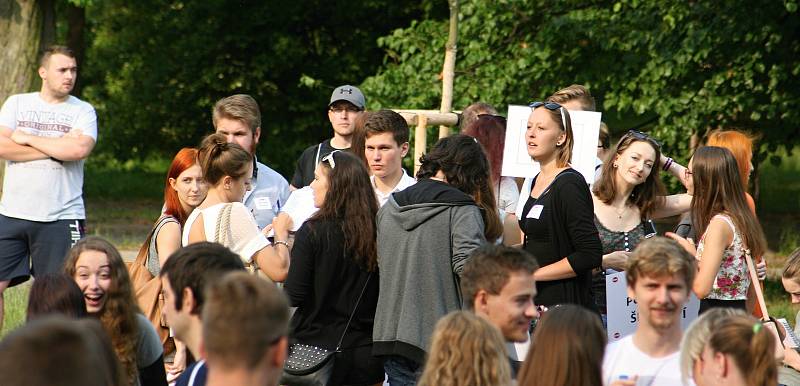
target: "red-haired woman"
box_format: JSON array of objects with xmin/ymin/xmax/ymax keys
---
[
  {"xmin": 143, "ymin": 147, "xmax": 207, "ymax": 379},
  {"xmin": 146, "ymin": 148, "xmax": 207, "ymax": 276}
]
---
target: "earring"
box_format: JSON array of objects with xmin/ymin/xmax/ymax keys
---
[
  {"xmin": 613, "ymin": 163, "xmax": 618, "ymax": 168},
  {"xmin": 556, "ymin": 142, "xmax": 562, "ymax": 146}
]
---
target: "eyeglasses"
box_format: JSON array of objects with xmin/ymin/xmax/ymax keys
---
[
  {"xmin": 329, "ymin": 106, "xmax": 362, "ymax": 114},
  {"xmin": 321, "ymin": 150, "xmax": 341, "ymax": 169},
  {"xmin": 529, "ymin": 101, "xmax": 567, "ymax": 129},
  {"xmin": 623, "ymin": 130, "xmax": 661, "ymax": 149}
]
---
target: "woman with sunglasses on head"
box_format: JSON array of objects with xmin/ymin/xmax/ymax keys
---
[
  {"xmin": 283, "ymin": 150, "xmax": 384, "ymax": 386},
  {"xmin": 667, "ymin": 146, "xmax": 767, "ymax": 313},
  {"xmin": 591, "ymin": 130, "xmax": 692, "ymax": 321},
  {"xmin": 513, "ymin": 101, "xmax": 602, "ymax": 310},
  {"xmin": 183, "ymin": 133, "xmax": 289, "ymax": 282}
]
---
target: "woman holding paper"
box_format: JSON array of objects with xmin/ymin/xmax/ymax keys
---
[
  {"xmin": 667, "ymin": 146, "xmax": 766, "ymax": 313},
  {"xmin": 183, "ymin": 133, "xmax": 289, "ymax": 282},
  {"xmin": 591, "ymin": 131, "xmax": 691, "ymax": 319},
  {"xmin": 516, "ymin": 101, "xmax": 602, "ymax": 309}
]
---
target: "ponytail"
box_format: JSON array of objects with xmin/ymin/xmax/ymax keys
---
[
  {"xmin": 197, "ymin": 133, "xmax": 252, "ymax": 186},
  {"xmin": 708, "ymin": 315, "xmax": 777, "ymax": 386}
]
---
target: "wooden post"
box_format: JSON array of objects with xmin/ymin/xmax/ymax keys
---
[
  {"xmin": 439, "ymin": 0, "xmax": 458, "ymax": 138},
  {"xmin": 414, "ymin": 114, "xmax": 428, "ymax": 175}
]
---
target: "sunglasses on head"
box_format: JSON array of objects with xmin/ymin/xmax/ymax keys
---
[
  {"xmin": 623, "ymin": 130, "xmax": 661, "ymax": 149},
  {"xmin": 529, "ymin": 101, "xmax": 567, "ymax": 129},
  {"xmin": 321, "ymin": 150, "xmax": 342, "ymax": 169}
]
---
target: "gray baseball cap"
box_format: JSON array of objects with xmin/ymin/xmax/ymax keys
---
[{"xmin": 329, "ymin": 85, "xmax": 365, "ymax": 110}]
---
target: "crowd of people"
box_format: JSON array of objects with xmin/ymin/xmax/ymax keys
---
[{"xmin": 0, "ymin": 45, "xmax": 797, "ymax": 386}]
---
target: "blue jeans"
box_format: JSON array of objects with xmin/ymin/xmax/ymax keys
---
[{"xmin": 384, "ymin": 356, "xmax": 422, "ymax": 386}]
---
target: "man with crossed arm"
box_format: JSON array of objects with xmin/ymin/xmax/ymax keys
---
[{"xmin": 0, "ymin": 45, "xmax": 97, "ymax": 330}]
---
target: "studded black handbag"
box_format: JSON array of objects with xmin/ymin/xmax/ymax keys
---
[{"xmin": 280, "ymin": 274, "xmax": 372, "ymax": 386}]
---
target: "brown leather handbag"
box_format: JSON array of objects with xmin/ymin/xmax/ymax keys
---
[{"xmin": 128, "ymin": 217, "xmax": 170, "ymax": 347}]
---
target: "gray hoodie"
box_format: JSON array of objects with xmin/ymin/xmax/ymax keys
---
[{"xmin": 372, "ymin": 179, "xmax": 486, "ymax": 364}]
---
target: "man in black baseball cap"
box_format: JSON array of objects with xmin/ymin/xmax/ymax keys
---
[{"xmin": 290, "ymin": 85, "xmax": 366, "ymax": 189}]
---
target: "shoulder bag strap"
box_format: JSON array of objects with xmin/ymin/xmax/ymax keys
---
[
  {"xmin": 215, "ymin": 203, "xmax": 233, "ymax": 246},
  {"xmin": 334, "ymin": 273, "xmax": 372, "ymax": 351},
  {"xmin": 744, "ymin": 248, "xmax": 769, "ymax": 321}
]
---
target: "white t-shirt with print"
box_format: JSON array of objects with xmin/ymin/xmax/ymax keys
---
[
  {"xmin": 602, "ymin": 335, "xmax": 685, "ymax": 386},
  {"xmin": 0, "ymin": 92, "xmax": 97, "ymax": 221}
]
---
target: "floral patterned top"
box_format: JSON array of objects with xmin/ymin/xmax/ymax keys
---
[{"xmin": 697, "ymin": 214, "xmax": 750, "ymax": 300}]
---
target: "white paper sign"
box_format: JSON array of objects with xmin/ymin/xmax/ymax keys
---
[
  {"xmin": 500, "ymin": 105, "xmax": 602, "ymax": 183},
  {"xmin": 605, "ymin": 271, "xmax": 700, "ymax": 342}
]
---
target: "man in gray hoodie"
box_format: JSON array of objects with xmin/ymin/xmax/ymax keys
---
[{"xmin": 373, "ymin": 135, "xmax": 491, "ymax": 386}]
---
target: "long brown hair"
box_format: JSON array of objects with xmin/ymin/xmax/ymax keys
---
[
  {"xmin": 64, "ymin": 236, "xmax": 140, "ymax": 385},
  {"xmin": 690, "ymin": 146, "xmax": 766, "ymax": 257},
  {"xmin": 417, "ymin": 134, "xmax": 503, "ymax": 242},
  {"xmin": 310, "ymin": 151, "xmax": 379, "ymax": 271},
  {"xmin": 418, "ymin": 311, "xmax": 511, "ymax": 386},
  {"xmin": 707, "ymin": 315, "xmax": 777, "ymax": 386},
  {"xmin": 518, "ymin": 305, "xmax": 606, "ymax": 386},
  {"xmin": 593, "ymin": 134, "xmax": 666, "ymax": 219}
]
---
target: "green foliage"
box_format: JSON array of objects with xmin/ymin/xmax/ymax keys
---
[
  {"xmin": 362, "ymin": 0, "xmax": 800, "ymax": 169},
  {"xmin": 80, "ymin": 0, "xmax": 444, "ymax": 176}
]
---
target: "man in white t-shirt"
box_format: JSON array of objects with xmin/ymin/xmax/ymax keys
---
[
  {"xmin": 602, "ymin": 236, "xmax": 697, "ymax": 386},
  {"xmin": 0, "ymin": 46, "xmax": 97, "ymax": 330},
  {"xmin": 364, "ymin": 109, "xmax": 415, "ymax": 206}
]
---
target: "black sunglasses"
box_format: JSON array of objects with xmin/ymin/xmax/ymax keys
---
[
  {"xmin": 624, "ymin": 130, "xmax": 661, "ymax": 149},
  {"xmin": 528, "ymin": 101, "xmax": 567, "ymax": 129}
]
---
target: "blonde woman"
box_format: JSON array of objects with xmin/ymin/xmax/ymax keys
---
[{"xmin": 418, "ymin": 311, "xmax": 512, "ymax": 386}]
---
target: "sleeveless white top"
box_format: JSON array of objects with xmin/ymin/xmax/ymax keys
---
[{"xmin": 182, "ymin": 202, "xmax": 270, "ymax": 264}]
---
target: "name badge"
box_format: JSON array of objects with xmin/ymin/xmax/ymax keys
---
[
  {"xmin": 526, "ymin": 205, "xmax": 544, "ymax": 219},
  {"xmin": 254, "ymin": 197, "xmax": 272, "ymax": 210}
]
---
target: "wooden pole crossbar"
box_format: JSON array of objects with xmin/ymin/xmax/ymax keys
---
[{"xmin": 390, "ymin": 109, "xmax": 459, "ymax": 175}]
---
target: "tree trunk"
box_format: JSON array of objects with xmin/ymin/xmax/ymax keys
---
[
  {"xmin": 66, "ymin": 2, "xmax": 86, "ymax": 96},
  {"xmin": 0, "ymin": 0, "xmax": 43, "ymax": 102},
  {"xmin": 0, "ymin": 0, "xmax": 44, "ymax": 194},
  {"xmin": 438, "ymin": 0, "xmax": 458, "ymax": 138}
]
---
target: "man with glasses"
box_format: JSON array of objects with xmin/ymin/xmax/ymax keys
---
[{"xmin": 290, "ymin": 85, "xmax": 365, "ymax": 189}]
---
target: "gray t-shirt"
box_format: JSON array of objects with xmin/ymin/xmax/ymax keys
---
[
  {"xmin": 136, "ymin": 313, "xmax": 163, "ymax": 371},
  {"xmin": 0, "ymin": 92, "xmax": 97, "ymax": 221}
]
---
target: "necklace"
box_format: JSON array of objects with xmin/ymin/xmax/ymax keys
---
[{"xmin": 614, "ymin": 205, "xmax": 628, "ymax": 219}]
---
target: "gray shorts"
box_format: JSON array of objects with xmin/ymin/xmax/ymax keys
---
[{"xmin": 0, "ymin": 214, "xmax": 85, "ymax": 287}]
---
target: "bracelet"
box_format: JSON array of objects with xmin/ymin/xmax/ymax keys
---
[
  {"xmin": 662, "ymin": 157, "xmax": 673, "ymax": 171},
  {"xmin": 274, "ymin": 240, "xmax": 290, "ymax": 249}
]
